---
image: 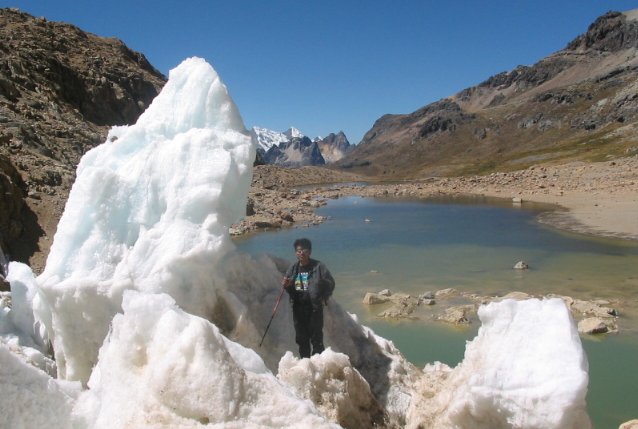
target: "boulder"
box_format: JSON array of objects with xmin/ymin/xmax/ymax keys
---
[
  {"xmin": 419, "ymin": 291, "xmax": 435, "ymax": 300},
  {"xmin": 436, "ymin": 305, "xmax": 474, "ymax": 324},
  {"xmin": 435, "ymin": 288, "xmax": 458, "ymax": 298},
  {"xmin": 378, "ymin": 300, "xmax": 418, "ymax": 319},
  {"xmin": 577, "ymin": 317, "xmax": 609, "ymax": 334},
  {"xmin": 279, "ymin": 211, "xmax": 294, "ymax": 222},
  {"xmin": 363, "ymin": 293, "xmax": 390, "ymax": 305},
  {"xmin": 571, "ymin": 299, "xmax": 618, "ymax": 318},
  {"xmin": 390, "ymin": 293, "xmax": 412, "ymax": 301}
]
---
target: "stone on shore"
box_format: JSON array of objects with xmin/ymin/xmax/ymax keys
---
[
  {"xmin": 378, "ymin": 299, "xmax": 419, "ymax": 319},
  {"xmin": 571, "ymin": 299, "xmax": 618, "ymax": 318},
  {"xmin": 419, "ymin": 291, "xmax": 435, "ymax": 300},
  {"xmin": 435, "ymin": 288, "xmax": 457, "ymax": 298},
  {"xmin": 578, "ymin": 317, "xmax": 609, "ymax": 334},
  {"xmin": 499, "ymin": 291, "xmax": 532, "ymax": 301},
  {"xmin": 363, "ymin": 292, "xmax": 390, "ymax": 305},
  {"xmin": 436, "ymin": 305, "xmax": 474, "ymax": 324}
]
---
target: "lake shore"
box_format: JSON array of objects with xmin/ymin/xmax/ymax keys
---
[{"xmin": 235, "ymin": 156, "xmax": 638, "ymax": 242}]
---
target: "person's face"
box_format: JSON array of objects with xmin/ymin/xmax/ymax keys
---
[{"xmin": 295, "ymin": 246, "xmax": 311, "ymax": 265}]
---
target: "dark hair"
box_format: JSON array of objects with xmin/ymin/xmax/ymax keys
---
[{"xmin": 293, "ymin": 238, "xmax": 312, "ymax": 251}]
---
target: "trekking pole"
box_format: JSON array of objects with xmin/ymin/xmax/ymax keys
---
[{"xmin": 259, "ymin": 285, "xmax": 286, "ymax": 347}]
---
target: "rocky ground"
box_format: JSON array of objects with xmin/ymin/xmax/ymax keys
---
[{"xmin": 230, "ymin": 165, "xmax": 367, "ymax": 235}]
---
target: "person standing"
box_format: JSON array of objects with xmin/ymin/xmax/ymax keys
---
[{"xmin": 282, "ymin": 238, "xmax": 335, "ymax": 358}]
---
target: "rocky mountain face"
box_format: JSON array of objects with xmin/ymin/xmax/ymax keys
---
[
  {"xmin": 342, "ymin": 10, "xmax": 638, "ymax": 178},
  {"xmin": 0, "ymin": 8, "xmax": 166, "ymax": 270},
  {"xmin": 251, "ymin": 126, "xmax": 298, "ymax": 154},
  {"xmin": 252, "ymin": 126, "xmax": 351, "ymax": 166},
  {"xmin": 263, "ymin": 135, "xmax": 326, "ymax": 167},
  {"xmin": 316, "ymin": 131, "xmax": 352, "ymax": 163}
]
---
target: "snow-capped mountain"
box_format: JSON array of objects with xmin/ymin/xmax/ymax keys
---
[
  {"xmin": 251, "ymin": 126, "xmax": 351, "ymax": 166},
  {"xmin": 250, "ymin": 126, "xmax": 295, "ymax": 153},
  {"xmin": 263, "ymin": 136, "xmax": 326, "ymax": 167},
  {"xmin": 283, "ymin": 126, "xmax": 304, "ymax": 140}
]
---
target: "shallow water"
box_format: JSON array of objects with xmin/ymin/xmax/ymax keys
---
[{"xmin": 234, "ymin": 195, "xmax": 638, "ymax": 428}]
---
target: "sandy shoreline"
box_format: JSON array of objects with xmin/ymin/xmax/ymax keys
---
[
  {"xmin": 237, "ymin": 157, "xmax": 638, "ymax": 242},
  {"xmin": 458, "ymin": 158, "xmax": 638, "ymax": 241},
  {"xmin": 506, "ymin": 191, "xmax": 638, "ymax": 241}
]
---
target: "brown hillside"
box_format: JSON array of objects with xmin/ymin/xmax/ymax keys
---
[{"xmin": 0, "ymin": 8, "xmax": 166, "ymax": 271}]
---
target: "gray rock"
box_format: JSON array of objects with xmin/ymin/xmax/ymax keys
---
[
  {"xmin": 363, "ymin": 293, "xmax": 390, "ymax": 305},
  {"xmin": 571, "ymin": 299, "xmax": 618, "ymax": 318},
  {"xmin": 578, "ymin": 317, "xmax": 609, "ymax": 334},
  {"xmin": 377, "ymin": 300, "xmax": 418, "ymax": 319},
  {"xmin": 513, "ymin": 261, "xmax": 529, "ymax": 270},
  {"xmin": 435, "ymin": 288, "xmax": 458, "ymax": 298},
  {"xmin": 420, "ymin": 291, "xmax": 435, "ymax": 300},
  {"xmin": 436, "ymin": 305, "xmax": 474, "ymax": 324}
]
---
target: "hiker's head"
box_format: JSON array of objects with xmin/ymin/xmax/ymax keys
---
[{"xmin": 294, "ymin": 238, "xmax": 312, "ymax": 263}]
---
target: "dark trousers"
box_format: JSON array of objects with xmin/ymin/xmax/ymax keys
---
[{"xmin": 292, "ymin": 300, "xmax": 324, "ymax": 358}]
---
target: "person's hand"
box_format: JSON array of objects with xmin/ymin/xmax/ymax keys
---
[{"xmin": 282, "ymin": 276, "xmax": 292, "ymax": 289}]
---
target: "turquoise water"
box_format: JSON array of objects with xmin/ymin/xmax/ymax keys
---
[{"xmin": 234, "ymin": 195, "xmax": 638, "ymax": 428}]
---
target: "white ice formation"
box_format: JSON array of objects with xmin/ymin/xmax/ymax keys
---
[
  {"xmin": 406, "ymin": 299, "xmax": 591, "ymax": 429},
  {"xmin": 1, "ymin": 57, "xmax": 591, "ymax": 429}
]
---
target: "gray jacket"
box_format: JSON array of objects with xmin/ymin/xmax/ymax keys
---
[{"xmin": 285, "ymin": 258, "xmax": 335, "ymax": 308}]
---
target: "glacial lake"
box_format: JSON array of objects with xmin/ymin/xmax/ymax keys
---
[{"xmin": 233, "ymin": 195, "xmax": 638, "ymax": 428}]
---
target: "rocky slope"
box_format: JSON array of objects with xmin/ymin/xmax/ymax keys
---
[
  {"xmin": 342, "ymin": 10, "xmax": 638, "ymax": 178},
  {"xmin": 0, "ymin": 8, "xmax": 166, "ymax": 271}
]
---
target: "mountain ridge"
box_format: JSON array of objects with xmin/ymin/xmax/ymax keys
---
[
  {"xmin": 341, "ymin": 9, "xmax": 638, "ymax": 178},
  {"xmin": 252, "ymin": 126, "xmax": 352, "ymax": 166}
]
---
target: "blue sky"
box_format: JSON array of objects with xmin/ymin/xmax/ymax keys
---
[{"xmin": 6, "ymin": 1, "xmax": 638, "ymax": 143}]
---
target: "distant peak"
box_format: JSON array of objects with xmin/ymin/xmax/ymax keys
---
[{"xmin": 284, "ymin": 127, "xmax": 304, "ymax": 139}]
